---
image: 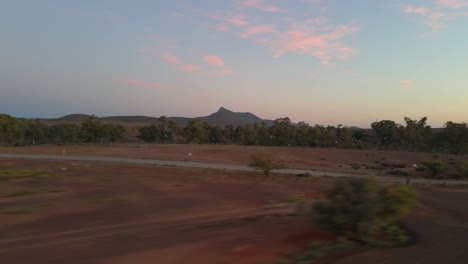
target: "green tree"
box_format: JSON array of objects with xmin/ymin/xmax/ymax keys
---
[
  {"xmin": 207, "ymin": 125, "xmax": 226, "ymax": 144},
  {"xmin": 371, "ymin": 120, "xmax": 398, "ymax": 149},
  {"xmin": 442, "ymin": 122, "xmax": 468, "ymax": 155},
  {"xmin": 79, "ymin": 115, "xmax": 125, "ymax": 143},
  {"xmin": 399, "ymin": 117, "xmax": 431, "ymax": 151},
  {"xmin": 314, "ymin": 178, "xmax": 417, "ymax": 240},
  {"xmin": 248, "ymin": 150, "xmax": 287, "ymax": 176},
  {"xmin": 80, "ymin": 115, "xmax": 104, "ymax": 143},
  {"xmin": 294, "ymin": 121, "xmax": 314, "ymax": 147},
  {"xmin": 336, "ymin": 125, "xmax": 355, "ymax": 149},
  {"xmin": 0, "ymin": 114, "xmax": 26, "ymax": 146},
  {"xmin": 312, "ymin": 125, "xmax": 336, "ymax": 147},
  {"xmin": 138, "ymin": 124, "xmax": 161, "ymax": 142},
  {"xmin": 254, "ymin": 122, "xmax": 271, "ymax": 146},
  {"xmin": 23, "ymin": 119, "xmax": 50, "ymax": 145},
  {"xmin": 270, "ymin": 117, "xmax": 293, "ymax": 146},
  {"xmin": 239, "ymin": 124, "xmax": 257, "ymax": 145},
  {"xmin": 102, "ymin": 123, "xmax": 125, "ymax": 143},
  {"xmin": 184, "ymin": 120, "xmax": 208, "ymax": 143},
  {"xmin": 50, "ymin": 123, "xmax": 80, "ymax": 143}
]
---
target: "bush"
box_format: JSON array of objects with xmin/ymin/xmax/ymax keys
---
[
  {"xmin": 387, "ymin": 170, "xmax": 409, "ymax": 176},
  {"xmin": 314, "ymin": 177, "xmax": 417, "ymax": 240},
  {"xmin": 462, "ymin": 162, "xmax": 468, "ymax": 179},
  {"xmin": 248, "ymin": 150, "xmax": 287, "ymax": 176},
  {"xmin": 420, "ymin": 160, "xmax": 448, "ymax": 179}
]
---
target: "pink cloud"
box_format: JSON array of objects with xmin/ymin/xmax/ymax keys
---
[
  {"xmin": 179, "ymin": 64, "xmax": 201, "ymax": 72},
  {"xmin": 213, "ymin": 69, "xmax": 235, "ymax": 76},
  {"xmin": 189, "ymin": 90, "xmax": 225, "ymax": 99},
  {"xmin": 203, "ymin": 55, "xmax": 225, "ymax": 67},
  {"xmin": 271, "ymin": 23, "xmax": 358, "ymax": 63},
  {"xmin": 120, "ymin": 79, "xmax": 170, "ymax": 90},
  {"xmin": 240, "ymin": 25, "xmax": 275, "ymax": 38},
  {"xmin": 400, "ymin": 79, "xmax": 416, "ymax": 89},
  {"xmin": 215, "ymin": 24, "xmax": 229, "ymax": 32},
  {"xmin": 404, "ymin": 3, "xmax": 468, "ymax": 30},
  {"xmin": 227, "ymin": 16, "xmax": 249, "ymax": 26},
  {"xmin": 241, "ymin": 0, "xmax": 283, "ymax": 12},
  {"xmin": 437, "ymin": 0, "xmax": 468, "ymax": 9},
  {"xmin": 140, "ymin": 49, "xmax": 202, "ymax": 73},
  {"xmin": 160, "ymin": 52, "xmax": 180, "ymax": 64}
]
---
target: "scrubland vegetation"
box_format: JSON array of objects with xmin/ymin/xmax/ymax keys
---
[{"xmin": 1, "ymin": 114, "xmax": 467, "ymax": 156}]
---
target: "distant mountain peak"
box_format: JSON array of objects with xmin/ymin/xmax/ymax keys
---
[{"xmin": 216, "ymin": 107, "xmax": 231, "ymax": 113}]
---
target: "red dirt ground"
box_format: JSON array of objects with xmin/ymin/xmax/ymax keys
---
[{"xmin": 0, "ymin": 158, "xmax": 333, "ymax": 264}]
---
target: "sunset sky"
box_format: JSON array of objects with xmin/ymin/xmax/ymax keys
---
[{"xmin": 1, "ymin": 0, "xmax": 467, "ymax": 127}]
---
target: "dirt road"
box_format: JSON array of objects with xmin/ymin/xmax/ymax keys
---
[{"xmin": 0, "ymin": 153, "xmax": 466, "ymax": 185}]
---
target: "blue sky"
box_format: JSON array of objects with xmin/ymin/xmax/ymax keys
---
[{"xmin": 1, "ymin": 0, "xmax": 467, "ymax": 127}]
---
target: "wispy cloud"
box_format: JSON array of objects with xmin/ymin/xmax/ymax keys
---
[
  {"xmin": 400, "ymin": 79, "xmax": 416, "ymax": 89},
  {"xmin": 160, "ymin": 52, "xmax": 180, "ymax": 64},
  {"xmin": 203, "ymin": 55, "xmax": 225, "ymax": 67},
  {"xmin": 139, "ymin": 48, "xmax": 202, "ymax": 73},
  {"xmin": 271, "ymin": 22, "xmax": 358, "ymax": 64},
  {"xmin": 204, "ymin": 5, "xmax": 358, "ymax": 65},
  {"xmin": 436, "ymin": 0, "xmax": 468, "ymax": 9},
  {"xmin": 227, "ymin": 16, "xmax": 249, "ymax": 26},
  {"xmin": 179, "ymin": 64, "xmax": 201, "ymax": 72},
  {"xmin": 404, "ymin": 1, "xmax": 468, "ymax": 30},
  {"xmin": 120, "ymin": 79, "xmax": 171, "ymax": 90},
  {"xmin": 240, "ymin": 0, "xmax": 283, "ymax": 12},
  {"xmin": 240, "ymin": 25, "xmax": 275, "ymax": 38},
  {"xmin": 203, "ymin": 55, "xmax": 235, "ymax": 75},
  {"xmin": 404, "ymin": 5, "xmax": 445, "ymax": 29},
  {"xmin": 212, "ymin": 69, "xmax": 235, "ymax": 76},
  {"xmin": 214, "ymin": 24, "xmax": 229, "ymax": 32}
]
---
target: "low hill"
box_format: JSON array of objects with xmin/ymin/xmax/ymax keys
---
[{"xmin": 40, "ymin": 107, "xmax": 273, "ymax": 127}]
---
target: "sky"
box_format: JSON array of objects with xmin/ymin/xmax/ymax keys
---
[{"xmin": 1, "ymin": 0, "xmax": 467, "ymax": 127}]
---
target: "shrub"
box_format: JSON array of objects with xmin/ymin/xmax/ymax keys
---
[
  {"xmin": 462, "ymin": 162, "xmax": 468, "ymax": 179},
  {"xmin": 387, "ymin": 170, "xmax": 409, "ymax": 176},
  {"xmin": 248, "ymin": 150, "xmax": 287, "ymax": 176},
  {"xmin": 420, "ymin": 160, "xmax": 448, "ymax": 179},
  {"xmin": 314, "ymin": 177, "xmax": 417, "ymax": 240}
]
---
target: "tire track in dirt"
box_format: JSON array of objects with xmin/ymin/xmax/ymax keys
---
[{"xmin": 0, "ymin": 204, "xmax": 294, "ymax": 254}]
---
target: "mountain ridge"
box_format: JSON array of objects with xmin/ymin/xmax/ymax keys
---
[{"xmin": 40, "ymin": 107, "xmax": 273, "ymax": 126}]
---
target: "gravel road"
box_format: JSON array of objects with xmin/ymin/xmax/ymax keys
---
[{"xmin": 0, "ymin": 153, "xmax": 467, "ymax": 185}]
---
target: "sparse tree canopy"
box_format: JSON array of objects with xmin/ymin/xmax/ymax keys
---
[
  {"xmin": 399, "ymin": 117, "xmax": 431, "ymax": 152},
  {"xmin": 248, "ymin": 150, "xmax": 287, "ymax": 176}
]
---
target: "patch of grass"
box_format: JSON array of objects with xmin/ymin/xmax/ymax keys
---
[
  {"xmin": 0, "ymin": 169, "xmax": 60, "ymax": 180},
  {"xmin": 287, "ymin": 195, "xmax": 306, "ymax": 204},
  {"xmin": 387, "ymin": 170, "xmax": 410, "ymax": 176},
  {"xmin": 87, "ymin": 193, "xmax": 141, "ymax": 203},
  {"xmin": 1, "ymin": 203, "xmax": 50, "ymax": 214},
  {"xmin": 287, "ymin": 195, "xmax": 307, "ymax": 214},
  {"xmin": 0, "ymin": 187, "xmax": 61, "ymax": 198},
  {"xmin": 286, "ymin": 228, "xmax": 409, "ymax": 264}
]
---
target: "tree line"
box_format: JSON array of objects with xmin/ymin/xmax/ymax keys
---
[
  {"xmin": 0, "ymin": 114, "xmax": 124, "ymax": 146},
  {"xmin": 1, "ymin": 113, "xmax": 467, "ymax": 155}
]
